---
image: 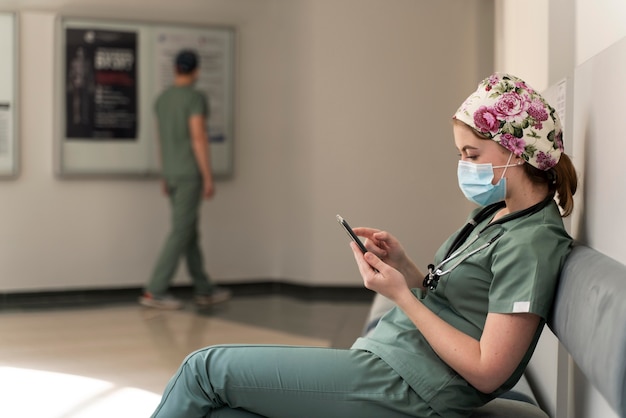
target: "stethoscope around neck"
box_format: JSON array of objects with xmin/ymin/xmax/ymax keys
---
[{"xmin": 422, "ymin": 195, "xmax": 555, "ymax": 291}]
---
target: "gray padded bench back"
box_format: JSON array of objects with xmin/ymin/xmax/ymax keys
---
[{"xmin": 548, "ymin": 245, "xmax": 626, "ymax": 417}]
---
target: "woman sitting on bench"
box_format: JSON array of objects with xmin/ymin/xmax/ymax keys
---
[{"xmin": 150, "ymin": 73, "xmax": 578, "ymax": 418}]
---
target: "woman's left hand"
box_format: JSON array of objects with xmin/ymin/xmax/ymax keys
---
[{"xmin": 349, "ymin": 242, "xmax": 411, "ymax": 302}]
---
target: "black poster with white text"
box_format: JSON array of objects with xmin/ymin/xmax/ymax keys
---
[{"xmin": 65, "ymin": 28, "xmax": 137, "ymax": 140}]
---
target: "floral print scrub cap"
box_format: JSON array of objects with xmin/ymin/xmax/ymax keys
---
[{"xmin": 453, "ymin": 73, "xmax": 564, "ymax": 171}]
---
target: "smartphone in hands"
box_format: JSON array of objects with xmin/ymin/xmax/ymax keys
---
[{"xmin": 336, "ymin": 214, "xmax": 368, "ymax": 254}]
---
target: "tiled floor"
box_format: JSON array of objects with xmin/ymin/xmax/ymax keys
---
[{"xmin": 0, "ymin": 292, "xmax": 372, "ymax": 418}]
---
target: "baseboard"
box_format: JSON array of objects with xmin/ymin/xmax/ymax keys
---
[{"xmin": 0, "ymin": 281, "xmax": 375, "ymax": 310}]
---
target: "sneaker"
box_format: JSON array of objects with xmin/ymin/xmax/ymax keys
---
[
  {"xmin": 138, "ymin": 292, "xmax": 183, "ymax": 310},
  {"xmin": 194, "ymin": 287, "xmax": 232, "ymax": 307}
]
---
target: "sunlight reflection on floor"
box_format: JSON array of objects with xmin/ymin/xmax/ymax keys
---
[{"xmin": 0, "ymin": 367, "xmax": 161, "ymax": 418}]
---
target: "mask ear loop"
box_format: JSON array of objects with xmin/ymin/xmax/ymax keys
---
[
  {"xmin": 490, "ymin": 152, "xmax": 515, "ymax": 200},
  {"xmin": 493, "ymin": 152, "xmax": 515, "ymax": 181}
]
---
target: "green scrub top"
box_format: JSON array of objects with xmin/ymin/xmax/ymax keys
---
[
  {"xmin": 352, "ymin": 200, "xmax": 572, "ymax": 418},
  {"xmin": 155, "ymin": 85, "xmax": 209, "ymax": 180}
]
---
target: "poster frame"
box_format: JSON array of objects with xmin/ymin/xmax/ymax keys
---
[
  {"xmin": 0, "ymin": 12, "xmax": 19, "ymax": 178},
  {"xmin": 54, "ymin": 16, "xmax": 236, "ymax": 179}
]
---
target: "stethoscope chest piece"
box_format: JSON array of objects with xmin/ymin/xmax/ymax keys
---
[{"xmin": 423, "ymin": 264, "xmax": 441, "ymax": 291}]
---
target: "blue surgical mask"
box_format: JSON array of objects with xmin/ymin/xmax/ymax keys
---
[{"xmin": 457, "ymin": 153, "xmax": 516, "ymax": 206}]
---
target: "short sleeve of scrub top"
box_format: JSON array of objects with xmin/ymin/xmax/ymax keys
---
[
  {"xmin": 487, "ymin": 220, "xmax": 571, "ymax": 318},
  {"xmin": 189, "ymin": 90, "xmax": 209, "ymax": 118}
]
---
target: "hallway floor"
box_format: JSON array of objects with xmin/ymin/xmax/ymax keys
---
[{"xmin": 0, "ymin": 292, "xmax": 372, "ymax": 418}]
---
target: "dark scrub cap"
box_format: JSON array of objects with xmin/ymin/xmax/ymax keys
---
[
  {"xmin": 453, "ymin": 73, "xmax": 564, "ymax": 171},
  {"xmin": 175, "ymin": 50, "xmax": 199, "ymax": 74}
]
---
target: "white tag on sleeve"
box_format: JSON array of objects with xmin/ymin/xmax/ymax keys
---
[{"xmin": 513, "ymin": 301, "xmax": 531, "ymax": 313}]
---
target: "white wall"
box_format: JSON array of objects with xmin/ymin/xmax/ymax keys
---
[
  {"xmin": 496, "ymin": 1, "xmax": 626, "ymax": 417},
  {"xmin": 0, "ymin": 0, "xmax": 491, "ymax": 292},
  {"xmin": 494, "ymin": 0, "xmax": 549, "ymax": 90},
  {"xmin": 281, "ymin": 0, "xmax": 489, "ymax": 285}
]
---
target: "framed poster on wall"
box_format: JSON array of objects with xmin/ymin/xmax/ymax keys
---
[
  {"xmin": 0, "ymin": 13, "xmax": 18, "ymax": 177},
  {"xmin": 55, "ymin": 17, "xmax": 235, "ymax": 178},
  {"xmin": 65, "ymin": 28, "xmax": 138, "ymax": 140}
]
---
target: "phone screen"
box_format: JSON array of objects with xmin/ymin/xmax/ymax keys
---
[{"xmin": 336, "ymin": 214, "xmax": 367, "ymax": 254}]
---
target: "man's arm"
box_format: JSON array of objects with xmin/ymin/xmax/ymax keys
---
[
  {"xmin": 188, "ymin": 114, "xmax": 214, "ymax": 199},
  {"xmin": 153, "ymin": 124, "xmax": 169, "ymax": 196}
]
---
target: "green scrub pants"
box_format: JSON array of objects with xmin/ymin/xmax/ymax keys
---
[
  {"xmin": 151, "ymin": 344, "xmax": 439, "ymax": 418},
  {"xmin": 147, "ymin": 179, "xmax": 213, "ymax": 296}
]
